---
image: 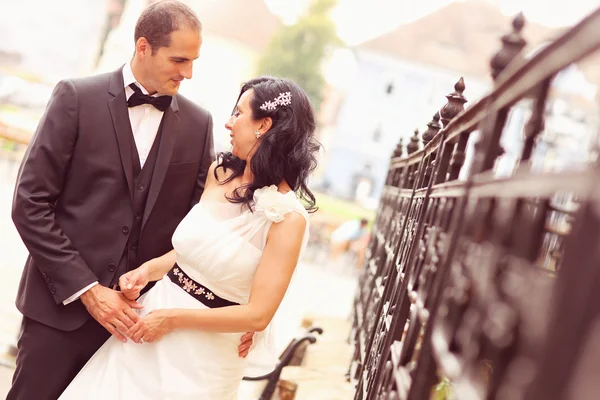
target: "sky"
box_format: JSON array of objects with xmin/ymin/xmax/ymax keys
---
[
  {"xmin": 265, "ymin": 0, "xmax": 600, "ymax": 45},
  {"xmin": 265, "ymin": 0, "xmax": 600, "ymax": 91}
]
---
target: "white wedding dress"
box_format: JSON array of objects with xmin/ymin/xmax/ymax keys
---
[{"xmin": 59, "ymin": 186, "xmax": 309, "ymax": 400}]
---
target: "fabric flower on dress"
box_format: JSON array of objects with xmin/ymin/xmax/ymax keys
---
[{"xmin": 253, "ymin": 185, "xmax": 298, "ymax": 223}]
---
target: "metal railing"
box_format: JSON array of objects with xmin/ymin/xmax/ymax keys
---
[{"xmin": 349, "ymin": 9, "xmax": 600, "ymax": 400}]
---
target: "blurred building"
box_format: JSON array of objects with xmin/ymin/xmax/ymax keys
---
[
  {"xmin": 316, "ymin": 1, "xmax": 577, "ymax": 206},
  {"xmin": 0, "ymin": 0, "xmax": 110, "ymax": 144},
  {"xmin": 0, "ymin": 0, "xmax": 108, "ymax": 82},
  {"xmin": 497, "ymin": 59, "xmax": 599, "ymax": 176}
]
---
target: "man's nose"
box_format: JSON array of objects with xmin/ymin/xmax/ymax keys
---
[{"xmin": 180, "ymin": 64, "xmax": 193, "ymax": 80}]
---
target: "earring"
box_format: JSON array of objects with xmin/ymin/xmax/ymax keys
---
[{"xmin": 255, "ymin": 131, "xmax": 261, "ymax": 139}]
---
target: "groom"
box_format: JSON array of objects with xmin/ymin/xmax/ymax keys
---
[{"xmin": 8, "ymin": 2, "xmax": 251, "ymax": 399}]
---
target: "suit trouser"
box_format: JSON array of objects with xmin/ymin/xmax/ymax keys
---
[{"xmin": 7, "ymin": 316, "xmax": 110, "ymax": 400}]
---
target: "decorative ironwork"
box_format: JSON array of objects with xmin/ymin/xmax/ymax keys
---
[
  {"xmin": 349, "ymin": 9, "xmax": 600, "ymax": 400},
  {"xmin": 393, "ymin": 137, "xmax": 404, "ymax": 159},
  {"xmin": 422, "ymin": 112, "xmax": 441, "ymax": 146},
  {"xmin": 490, "ymin": 13, "xmax": 527, "ymax": 80},
  {"xmin": 439, "ymin": 77, "xmax": 467, "ymax": 127},
  {"xmin": 406, "ymin": 129, "xmax": 420, "ymax": 155}
]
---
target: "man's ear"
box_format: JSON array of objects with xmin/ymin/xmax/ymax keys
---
[
  {"xmin": 258, "ymin": 117, "xmax": 273, "ymax": 135},
  {"xmin": 136, "ymin": 37, "xmax": 151, "ymax": 58}
]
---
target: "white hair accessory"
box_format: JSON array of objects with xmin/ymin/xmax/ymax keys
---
[{"xmin": 259, "ymin": 92, "xmax": 292, "ymax": 111}]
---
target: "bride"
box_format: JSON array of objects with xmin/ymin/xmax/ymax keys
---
[{"xmin": 59, "ymin": 76, "xmax": 320, "ymax": 400}]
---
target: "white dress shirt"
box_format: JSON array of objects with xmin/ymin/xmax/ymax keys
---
[{"xmin": 63, "ymin": 62, "xmax": 165, "ymax": 305}]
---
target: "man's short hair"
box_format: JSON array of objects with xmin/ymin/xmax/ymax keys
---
[{"xmin": 134, "ymin": 0, "xmax": 202, "ymax": 54}]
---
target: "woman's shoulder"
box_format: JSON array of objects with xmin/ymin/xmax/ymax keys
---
[
  {"xmin": 207, "ymin": 160, "xmax": 236, "ymax": 186},
  {"xmin": 253, "ymin": 185, "xmax": 308, "ymax": 223},
  {"xmin": 259, "ymin": 188, "xmax": 308, "ymax": 245}
]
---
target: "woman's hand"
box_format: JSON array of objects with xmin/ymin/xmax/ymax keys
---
[
  {"xmin": 118, "ymin": 263, "xmax": 150, "ymax": 300},
  {"xmin": 128, "ymin": 309, "xmax": 174, "ymax": 344}
]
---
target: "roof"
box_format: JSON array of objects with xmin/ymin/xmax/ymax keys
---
[
  {"xmin": 356, "ymin": 1, "xmax": 565, "ymax": 79},
  {"xmin": 191, "ymin": 0, "xmax": 282, "ymax": 52}
]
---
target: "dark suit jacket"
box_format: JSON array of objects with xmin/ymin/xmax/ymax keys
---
[{"xmin": 11, "ymin": 67, "xmax": 214, "ymax": 331}]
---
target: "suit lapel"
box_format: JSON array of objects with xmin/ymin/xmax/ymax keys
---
[
  {"xmin": 107, "ymin": 67, "xmax": 135, "ymax": 200},
  {"xmin": 142, "ymin": 97, "xmax": 180, "ymax": 230}
]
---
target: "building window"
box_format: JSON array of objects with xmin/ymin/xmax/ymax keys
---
[{"xmin": 373, "ymin": 123, "xmax": 382, "ymax": 143}]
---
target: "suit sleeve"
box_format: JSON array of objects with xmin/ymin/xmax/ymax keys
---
[
  {"xmin": 12, "ymin": 80, "xmax": 98, "ymax": 304},
  {"xmin": 190, "ymin": 112, "xmax": 215, "ymax": 207}
]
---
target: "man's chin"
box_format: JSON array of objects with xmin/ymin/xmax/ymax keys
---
[
  {"xmin": 162, "ymin": 88, "xmax": 178, "ymax": 96},
  {"xmin": 169, "ymin": 80, "xmax": 182, "ymax": 93},
  {"xmin": 158, "ymin": 84, "xmax": 180, "ymax": 96}
]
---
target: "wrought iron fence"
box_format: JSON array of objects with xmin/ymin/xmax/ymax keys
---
[{"xmin": 349, "ymin": 9, "xmax": 600, "ymax": 400}]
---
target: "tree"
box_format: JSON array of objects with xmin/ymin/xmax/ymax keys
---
[{"xmin": 257, "ymin": 0, "xmax": 340, "ymax": 113}]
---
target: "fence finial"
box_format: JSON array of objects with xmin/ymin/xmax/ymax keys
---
[
  {"xmin": 407, "ymin": 129, "xmax": 420, "ymax": 154},
  {"xmin": 440, "ymin": 78, "xmax": 467, "ymax": 127},
  {"xmin": 393, "ymin": 137, "xmax": 404, "ymax": 158},
  {"xmin": 490, "ymin": 13, "xmax": 527, "ymax": 80},
  {"xmin": 422, "ymin": 112, "xmax": 441, "ymax": 146}
]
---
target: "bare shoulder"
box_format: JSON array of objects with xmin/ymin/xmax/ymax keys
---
[
  {"xmin": 208, "ymin": 160, "xmax": 219, "ymax": 176},
  {"xmin": 268, "ymin": 210, "xmax": 307, "ymax": 240},
  {"xmin": 214, "ymin": 161, "xmax": 235, "ymax": 182},
  {"xmin": 204, "ymin": 160, "xmax": 219, "ymax": 189},
  {"xmin": 205, "ymin": 160, "xmax": 237, "ymax": 190}
]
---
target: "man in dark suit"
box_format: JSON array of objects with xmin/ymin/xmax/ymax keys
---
[{"xmin": 7, "ymin": 2, "xmax": 248, "ymax": 398}]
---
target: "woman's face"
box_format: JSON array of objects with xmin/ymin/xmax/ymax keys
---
[{"xmin": 225, "ymin": 89, "xmax": 261, "ymax": 160}]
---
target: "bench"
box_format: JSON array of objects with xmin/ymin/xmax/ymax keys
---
[{"xmin": 242, "ymin": 327, "xmax": 324, "ymax": 400}]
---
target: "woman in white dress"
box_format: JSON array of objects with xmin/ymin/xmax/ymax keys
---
[{"xmin": 59, "ymin": 76, "xmax": 320, "ymax": 400}]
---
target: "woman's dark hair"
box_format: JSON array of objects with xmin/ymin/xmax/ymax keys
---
[
  {"xmin": 216, "ymin": 76, "xmax": 321, "ymax": 212},
  {"xmin": 134, "ymin": 0, "xmax": 201, "ymax": 55}
]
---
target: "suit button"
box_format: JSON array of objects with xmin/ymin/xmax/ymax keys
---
[
  {"xmin": 135, "ymin": 214, "xmax": 142, "ymax": 221},
  {"xmin": 122, "ymin": 226, "xmax": 130, "ymax": 234},
  {"xmin": 108, "ymin": 263, "xmax": 117, "ymax": 272},
  {"xmin": 137, "ymin": 184, "xmax": 145, "ymax": 191},
  {"xmin": 130, "ymin": 244, "xmax": 137, "ymax": 251},
  {"xmin": 50, "ymin": 287, "xmax": 56, "ymax": 294},
  {"xmin": 45, "ymin": 277, "xmax": 51, "ymax": 283}
]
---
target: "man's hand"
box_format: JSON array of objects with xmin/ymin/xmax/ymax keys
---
[
  {"xmin": 118, "ymin": 264, "xmax": 150, "ymax": 300},
  {"xmin": 80, "ymin": 285, "xmax": 143, "ymax": 342},
  {"xmin": 238, "ymin": 331, "xmax": 255, "ymax": 358}
]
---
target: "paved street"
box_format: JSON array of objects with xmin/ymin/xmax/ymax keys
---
[{"xmin": 0, "ymin": 161, "xmax": 359, "ymax": 398}]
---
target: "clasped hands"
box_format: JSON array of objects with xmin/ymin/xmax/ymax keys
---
[{"xmin": 80, "ymin": 265, "xmax": 254, "ymax": 357}]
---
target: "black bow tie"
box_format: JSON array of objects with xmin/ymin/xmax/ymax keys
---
[{"xmin": 127, "ymin": 84, "xmax": 172, "ymax": 111}]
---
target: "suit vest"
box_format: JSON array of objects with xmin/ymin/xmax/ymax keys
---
[{"xmin": 111, "ymin": 118, "xmax": 164, "ymax": 286}]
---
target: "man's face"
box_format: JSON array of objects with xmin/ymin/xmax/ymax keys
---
[{"xmin": 141, "ymin": 28, "xmax": 201, "ymax": 96}]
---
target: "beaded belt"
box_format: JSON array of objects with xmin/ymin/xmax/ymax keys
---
[{"xmin": 167, "ymin": 264, "xmax": 239, "ymax": 309}]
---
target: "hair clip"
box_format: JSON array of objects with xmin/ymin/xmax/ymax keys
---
[{"xmin": 260, "ymin": 92, "xmax": 292, "ymax": 111}]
